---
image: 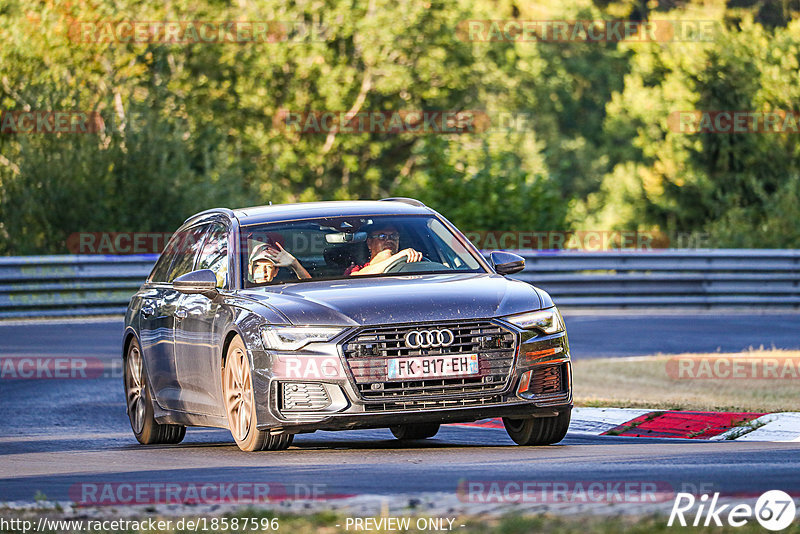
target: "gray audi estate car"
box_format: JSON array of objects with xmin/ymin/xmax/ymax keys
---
[{"xmin": 123, "ymin": 198, "xmax": 572, "ymax": 451}]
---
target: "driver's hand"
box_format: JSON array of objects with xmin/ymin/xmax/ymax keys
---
[
  {"xmin": 400, "ymin": 248, "xmax": 422, "ymax": 262},
  {"xmin": 260, "ymin": 243, "xmax": 296, "ymax": 268}
]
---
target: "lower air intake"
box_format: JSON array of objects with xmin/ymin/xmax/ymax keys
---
[{"xmin": 281, "ymin": 382, "xmax": 331, "ymax": 412}]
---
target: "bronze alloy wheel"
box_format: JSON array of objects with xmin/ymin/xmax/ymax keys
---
[
  {"xmin": 222, "ymin": 335, "xmax": 293, "ymax": 452},
  {"xmin": 126, "ymin": 343, "xmax": 146, "ymax": 435},
  {"xmin": 124, "ymin": 337, "xmax": 185, "ymax": 445}
]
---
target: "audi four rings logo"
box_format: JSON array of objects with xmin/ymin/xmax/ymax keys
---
[{"xmin": 404, "ymin": 329, "xmax": 455, "ymax": 348}]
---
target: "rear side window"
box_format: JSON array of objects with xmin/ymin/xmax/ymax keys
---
[{"xmin": 166, "ymin": 225, "xmax": 211, "ymax": 282}]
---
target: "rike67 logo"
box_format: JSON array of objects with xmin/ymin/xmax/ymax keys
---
[{"xmin": 668, "ymin": 490, "xmax": 796, "ymax": 531}]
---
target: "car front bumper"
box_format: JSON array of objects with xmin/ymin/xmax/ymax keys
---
[
  {"xmin": 256, "ymin": 399, "xmax": 572, "ymax": 434},
  {"xmin": 251, "ymin": 325, "xmax": 572, "ymax": 434}
]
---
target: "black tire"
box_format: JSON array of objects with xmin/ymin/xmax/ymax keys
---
[
  {"xmin": 264, "ymin": 433, "xmax": 294, "ymax": 451},
  {"xmin": 124, "ymin": 337, "xmax": 186, "ymax": 445},
  {"xmin": 223, "ymin": 335, "xmax": 293, "ymax": 452},
  {"xmin": 503, "ymin": 409, "xmax": 571, "ymax": 446},
  {"xmin": 390, "ymin": 423, "xmax": 440, "ymax": 440}
]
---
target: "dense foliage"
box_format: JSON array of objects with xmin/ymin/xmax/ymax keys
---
[{"xmin": 1, "ymin": 0, "xmax": 798, "ymax": 254}]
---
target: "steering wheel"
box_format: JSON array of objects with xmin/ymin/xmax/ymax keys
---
[
  {"xmin": 382, "ymin": 255, "xmax": 410, "ymax": 273},
  {"xmin": 383, "ymin": 255, "xmax": 443, "ymax": 273}
]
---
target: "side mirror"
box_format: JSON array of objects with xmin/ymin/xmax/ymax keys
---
[
  {"xmin": 489, "ymin": 251, "xmax": 525, "ymax": 275},
  {"xmin": 173, "ymin": 269, "xmax": 219, "ymax": 298}
]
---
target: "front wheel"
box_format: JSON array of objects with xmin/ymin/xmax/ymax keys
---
[
  {"xmin": 124, "ymin": 338, "xmax": 186, "ymax": 445},
  {"xmin": 390, "ymin": 423, "xmax": 440, "ymax": 440},
  {"xmin": 223, "ymin": 336, "xmax": 293, "ymax": 452},
  {"xmin": 503, "ymin": 410, "xmax": 571, "ymax": 446}
]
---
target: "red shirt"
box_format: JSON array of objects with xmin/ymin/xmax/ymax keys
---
[{"xmin": 344, "ymin": 263, "xmax": 367, "ymax": 276}]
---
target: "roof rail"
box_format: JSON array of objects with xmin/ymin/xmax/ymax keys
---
[
  {"xmin": 379, "ymin": 197, "xmax": 426, "ymax": 207},
  {"xmin": 183, "ymin": 208, "xmax": 236, "ymax": 224}
]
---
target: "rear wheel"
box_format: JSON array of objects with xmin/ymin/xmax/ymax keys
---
[
  {"xmin": 223, "ymin": 336, "xmax": 293, "ymax": 452},
  {"xmin": 503, "ymin": 410, "xmax": 571, "ymax": 446},
  {"xmin": 390, "ymin": 423, "xmax": 441, "ymax": 440},
  {"xmin": 124, "ymin": 338, "xmax": 186, "ymax": 445}
]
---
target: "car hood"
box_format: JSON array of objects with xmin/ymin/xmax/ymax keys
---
[{"xmin": 237, "ymin": 273, "xmax": 543, "ymax": 326}]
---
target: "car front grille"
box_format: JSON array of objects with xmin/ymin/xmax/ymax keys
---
[{"xmin": 341, "ymin": 320, "xmax": 517, "ymax": 404}]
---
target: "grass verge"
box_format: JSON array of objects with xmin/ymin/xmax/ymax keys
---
[{"xmin": 573, "ymin": 349, "xmax": 800, "ymax": 412}]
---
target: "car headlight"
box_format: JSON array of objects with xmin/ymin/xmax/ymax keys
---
[
  {"xmin": 505, "ymin": 308, "xmax": 564, "ymax": 335},
  {"xmin": 261, "ymin": 326, "xmax": 344, "ymax": 351}
]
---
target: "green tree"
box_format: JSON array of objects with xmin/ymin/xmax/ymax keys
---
[{"xmin": 589, "ymin": 14, "xmax": 800, "ymax": 246}]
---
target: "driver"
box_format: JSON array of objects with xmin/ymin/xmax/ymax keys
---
[
  {"xmin": 249, "ymin": 241, "xmax": 311, "ymax": 283},
  {"xmin": 346, "ymin": 224, "xmax": 422, "ymax": 276}
]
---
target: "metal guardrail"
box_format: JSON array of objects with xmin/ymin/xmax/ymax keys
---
[
  {"xmin": 513, "ymin": 249, "xmax": 800, "ymax": 308},
  {"xmin": 0, "ymin": 250, "xmax": 798, "ymax": 318},
  {"xmin": 0, "ymin": 255, "xmax": 158, "ymax": 318}
]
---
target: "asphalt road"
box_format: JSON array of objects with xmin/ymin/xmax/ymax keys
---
[{"xmin": 1, "ymin": 313, "xmax": 799, "ymax": 508}]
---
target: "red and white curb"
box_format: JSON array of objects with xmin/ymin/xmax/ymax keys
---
[
  {"xmin": 450, "ymin": 408, "xmax": 800, "ymax": 441},
  {"xmin": 710, "ymin": 412, "xmax": 800, "ymax": 442},
  {"xmin": 568, "ymin": 407, "xmax": 651, "ymax": 435}
]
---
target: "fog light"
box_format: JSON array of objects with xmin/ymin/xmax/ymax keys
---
[
  {"xmin": 281, "ymin": 382, "xmax": 331, "ymax": 412},
  {"xmin": 517, "ymin": 370, "xmax": 532, "ymax": 394}
]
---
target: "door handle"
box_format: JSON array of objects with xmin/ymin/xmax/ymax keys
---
[
  {"xmin": 175, "ymin": 308, "xmax": 188, "ymax": 320},
  {"xmin": 141, "ymin": 304, "xmax": 155, "ymax": 317}
]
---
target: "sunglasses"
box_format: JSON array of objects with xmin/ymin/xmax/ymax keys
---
[{"xmin": 368, "ymin": 232, "xmax": 400, "ymax": 241}]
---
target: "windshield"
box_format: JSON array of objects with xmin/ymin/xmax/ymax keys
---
[{"xmin": 240, "ymin": 215, "xmax": 484, "ymax": 287}]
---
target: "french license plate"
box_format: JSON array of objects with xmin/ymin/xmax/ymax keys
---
[{"xmin": 386, "ymin": 354, "xmax": 479, "ymax": 380}]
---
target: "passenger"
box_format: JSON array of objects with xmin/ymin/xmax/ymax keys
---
[
  {"xmin": 249, "ymin": 242, "xmax": 310, "ymax": 283},
  {"xmin": 346, "ymin": 225, "xmax": 422, "ymax": 276}
]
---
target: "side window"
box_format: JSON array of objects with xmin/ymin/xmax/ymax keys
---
[
  {"xmin": 148, "ymin": 233, "xmax": 182, "ymax": 283},
  {"xmin": 197, "ymin": 223, "xmax": 229, "ymax": 289},
  {"xmin": 166, "ymin": 225, "xmax": 210, "ymax": 282}
]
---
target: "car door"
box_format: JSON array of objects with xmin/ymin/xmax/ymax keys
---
[
  {"xmin": 140, "ymin": 224, "xmax": 210, "ymax": 412},
  {"xmin": 138, "ymin": 233, "xmax": 183, "ymax": 409},
  {"xmin": 173, "ymin": 221, "xmax": 231, "ymax": 416}
]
